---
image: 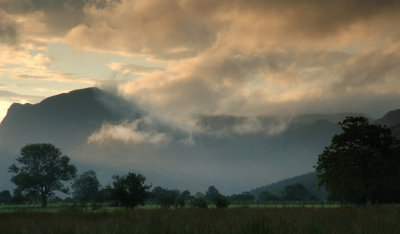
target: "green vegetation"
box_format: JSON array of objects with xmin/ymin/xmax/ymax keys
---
[{"xmin": 0, "ymin": 206, "xmax": 399, "ymax": 233}]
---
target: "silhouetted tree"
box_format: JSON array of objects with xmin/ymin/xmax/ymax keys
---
[
  {"xmin": 8, "ymin": 143, "xmax": 77, "ymax": 207},
  {"xmin": 176, "ymin": 190, "xmax": 192, "ymax": 208},
  {"xmin": 315, "ymin": 116, "xmax": 400, "ymax": 205},
  {"xmin": 109, "ymin": 172, "xmax": 151, "ymax": 209},
  {"xmin": 282, "ymin": 183, "xmax": 318, "ymax": 201},
  {"xmin": 0, "ymin": 190, "xmax": 12, "ymax": 204},
  {"xmin": 97, "ymin": 187, "xmax": 111, "ymax": 203},
  {"xmin": 151, "ymin": 186, "xmax": 180, "ymax": 208},
  {"xmin": 204, "ymin": 185, "xmax": 229, "ymax": 208},
  {"xmin": 72, "ymin": 170, "xmax": 101, "ymax": 205},
  {"xmin": 258, "ymin": 190, "xmax": 280, "ymax": 202},
  {"xmin": 205, "ymin": 186, "xmax": 220, "ymax": 201}
]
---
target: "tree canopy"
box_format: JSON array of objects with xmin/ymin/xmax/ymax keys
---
[
  {"xmin": 109, "ymin": 172, "xmax": 151, "ymax": 209},
  {"xmin": 8, "ymin": 143, "xmax": 77, "ymax": 207},
  {"xmin": 315, "ymin": 116, "xmax": 400, "ymax": 204}
]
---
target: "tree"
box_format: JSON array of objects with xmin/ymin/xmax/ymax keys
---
[
  {"xmin": 109, "ymin": 172, "xmax": 151, "ymax": 209},
  {"xmin": 315, "ymin": 116, "xmax": 400, "ymax": 205},
  {"xmin": 204, "ymin": 185, "xmax": 229, "ymax": 208},
  {"xmin": 205, "ymin": 186, "xmax": 220, "ymax": 201},
  {"xmin": 0, "ymin": 190, "xmax": 12, "ymax": 204},
  {"xmin": 257, "ymin": 190, "xmax": 280, "ymax": 202},
  {"xmin": 176, "ymin": 190, "xmax": 192, "ymax": 208},
  {"xmin": 8, "ymin": 143, "xmax": 77, "ymax": 207},
  {"xmin": 72, "ymin": 170, "xmax": 101, "ymax": 205},
  {"xmin": 151, "ymin": 186, "xmax": 180, "ymax": 208},
  {"xmin": 191, "ymin": 192, "xmax": 208, "ymax": 208},
  {"xmin": 282, "ymin": 183, "xmax": 318, "ymax": 201}
]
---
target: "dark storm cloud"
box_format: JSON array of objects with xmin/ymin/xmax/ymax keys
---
[{"xmin": 0, "ymin": 0, "xmax": 86, "ymax": 36}]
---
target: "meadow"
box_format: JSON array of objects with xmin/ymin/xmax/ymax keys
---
[{"xmin": 0, "ymin": 205, "xmax": 399, "ymax": 233}]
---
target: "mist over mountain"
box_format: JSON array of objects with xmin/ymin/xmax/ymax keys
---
[{"xmin": 0, "ymin": 87, "xmax": 399, "ymax": 194}]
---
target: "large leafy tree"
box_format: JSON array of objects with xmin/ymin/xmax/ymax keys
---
[
  {"xmin": 109, "ymin": 172, "xmax": 151, "ymax": 209},
  {"xmin": 315, "ymin": 116, "xmax": 400, "ymax": 205},
  {"xmin": 8, "ymin": 143, "xmax": 77, "ymax": 207}
]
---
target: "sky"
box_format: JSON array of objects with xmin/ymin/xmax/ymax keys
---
[{"xmin": 1, "ymin": 0, "xmax": 400, "ymax": 123}]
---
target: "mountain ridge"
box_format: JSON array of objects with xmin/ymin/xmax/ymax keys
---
[{"xmin": 0, "ymin": 87, "xmax": 399, "ymax": 194}]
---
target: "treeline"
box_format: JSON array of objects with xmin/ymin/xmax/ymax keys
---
[
  {"xmin": 0, "ymin": 168, "xmax": 318, "ymax": 209},
  {"xmin": 3, "ymin": 116, "xmax": 399, "ymax": 208}
]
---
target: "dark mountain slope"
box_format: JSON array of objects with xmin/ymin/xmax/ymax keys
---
[{"xmin": 0, "ymin": 87, "xmax": 140, "ymax": 151}]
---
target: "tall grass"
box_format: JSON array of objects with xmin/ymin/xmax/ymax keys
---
[{"xmin": 0, "ymin": 207, "xmax": 399, "ymax": 233}]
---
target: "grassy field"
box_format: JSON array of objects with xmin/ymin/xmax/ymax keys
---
[{"xmin": 0, "ymin": 206, "xmax": 399, "ymax": 233}]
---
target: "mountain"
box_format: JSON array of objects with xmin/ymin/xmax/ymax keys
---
[
  {"xmin": 0, "ymin": 87, "xmax": 142, "ymax": 192},
  {"xmin": 249, "ymin": 172, "xmax": 327, "ymax": 200},
  {"xmin": 0, "ymin": 87, "xmax": 141, "ymax": 151},
  {"xmin": 0, "ymin": 87, "xmax": 398, "ymax": 194}
]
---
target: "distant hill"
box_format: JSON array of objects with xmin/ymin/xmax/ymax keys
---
[{"xmin": 249, "ymin": 172, "xmax": 327, "ymax": 200}]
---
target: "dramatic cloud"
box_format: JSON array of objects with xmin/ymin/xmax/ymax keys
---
[
  {"xmin": 64, "ymin": 0, "xmax": 400, "ymax": 56},
  {"xmin": 1, "ymin": 0, "xmax": 400, "ymax": 135}
]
